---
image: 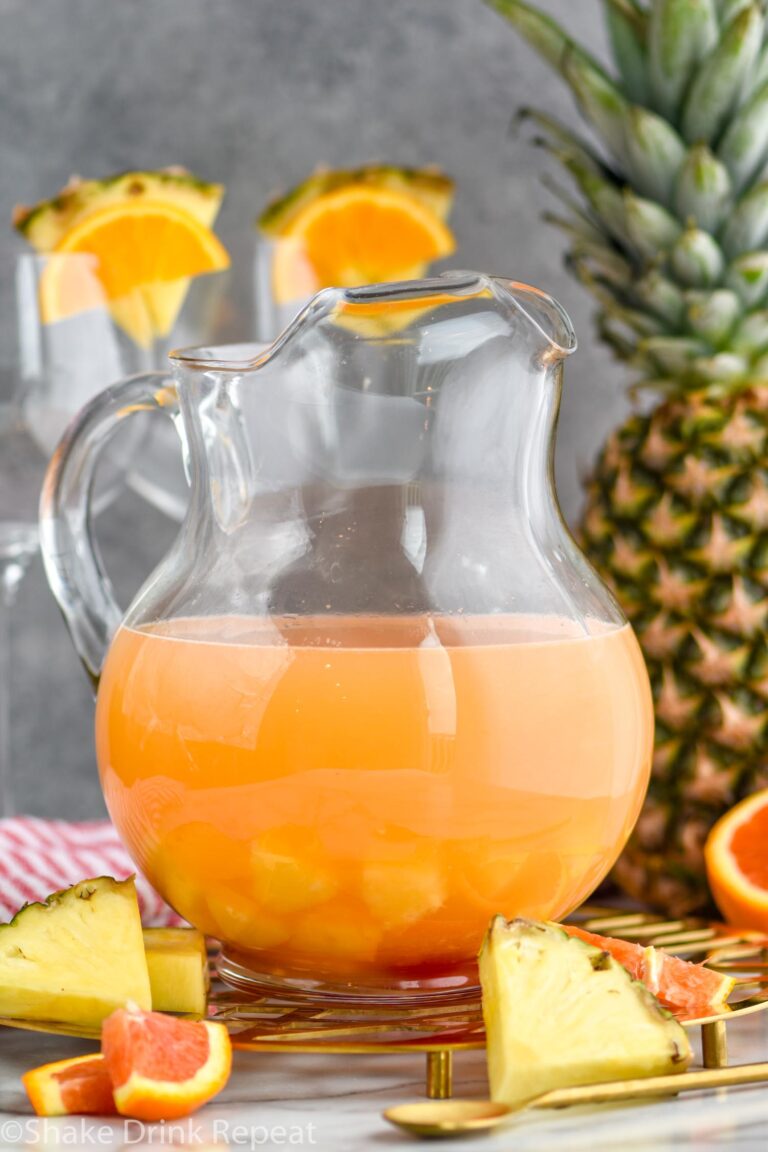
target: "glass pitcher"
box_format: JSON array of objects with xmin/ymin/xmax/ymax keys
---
[{"xmin": 40, "ymin": 272, "xmax": 653, "ymax": 1002}]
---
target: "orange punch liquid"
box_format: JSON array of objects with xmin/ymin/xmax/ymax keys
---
[{"xmin": 96, "ymin": 614, "xmax": 653, "ymax": 988}]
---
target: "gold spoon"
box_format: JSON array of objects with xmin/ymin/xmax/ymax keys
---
[{"xmin": 383, "ymin": 1060, "xmax": 768, "ymax": 1139}]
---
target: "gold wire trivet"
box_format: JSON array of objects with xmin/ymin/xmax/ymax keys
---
[{"xmin": 4, "ymin": 905, "xmax": 768, "ymax": 1098}]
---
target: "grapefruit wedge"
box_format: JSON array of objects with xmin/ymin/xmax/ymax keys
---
[
  {"xmin": 561, "ymin": 924, "xmax": 734, "ymax": 1019},
  {"xmin": 102, "ymin": 1006, "xmax": 231, "ymax": 1120},
  {"xmin": 23, "ymin": 1053, "xmax": 116, "ymax": 1117}
]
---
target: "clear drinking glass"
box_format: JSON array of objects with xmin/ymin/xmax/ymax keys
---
[
  {"xmin": 3, "ymin": 248, "xmax": 157, "ymax": 815},
  {"xmin": 0, "ymin": 254, "xmax": 49, "ymax": 816},
  {"xmin": 41, "ymin": 273, "xmax": 654, "ymax": 1003},
  {"xmin": 18, "ymin": 253, "xmax": 156, "ymax": 523},
  {"xmin": 0, "ymin": 395, "xmax": 46, "ymax": 819},
  {"xmin": 19, "ymin": 254, "xmax": 235, "ymax": 524},
  {"xmin": 4, "ymin": 252, "xmax": 233, "ymax": 813},
  {"xmin": 253, "ymin": 234, "xmax": 309, "ymax": 343}
]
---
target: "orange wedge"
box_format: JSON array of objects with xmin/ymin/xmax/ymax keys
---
[
  {"xmin": 23, "ymin": 1053, "xmax": 117, "ymax": 1117},
  {"xmin": 271, "ymin": 185, "xmax": 455, "ymax": 304},
  {"xmin": 40, "ymin": 200, "xmax": 230, "ymax": 346},
  {"xmin": 562, "ymin": 924, "xmax": 734, "ymax": 1019},
  {"xmin": 705, "ymin": 789, "xmax": 768, "ymax": 931},
  {"xmin": 101, "ymin": 1006, "xmax": 232, "ymax": 1120}
]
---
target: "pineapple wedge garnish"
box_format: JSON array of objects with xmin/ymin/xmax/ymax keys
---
[
  {"xmin": 13, "ymin": 168, "xmax": 225, "ymax": 344},
  {"xmin": 0, "ymin": 876, "xmax": 151, "ymax": 1028},
  {"xmin": 479, "ymin": 917, "xmax": 692, "ymax": 1107}
]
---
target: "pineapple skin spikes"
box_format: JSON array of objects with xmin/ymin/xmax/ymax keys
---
[
  {"xmin": 486, "ymin": 0, "xmax": 768, "ymax": 914},
  {"xmin": 13, "ymin": 169, "xmax": 224, "ymax": 250},
  {"xmin": 0, "ymin": 877, "xmax": 151, "ymax": 1028},
  {"xmin": 583, "ymin": 390, "xmax": 768, "ymax": 915},
  {"xmin": 479, "ymin": 917, "xmax": 691, "ymax": 1107}
]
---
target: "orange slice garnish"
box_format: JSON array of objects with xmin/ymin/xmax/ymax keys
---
[
  {"xmin": 271, "ymin": 185, "xmax": 455, "ymax": 304},
  {"xmin": 40, "ymin": 200, "xmax": 230, "ymax": 346}
]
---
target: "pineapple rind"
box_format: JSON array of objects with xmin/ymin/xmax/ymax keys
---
[
  {"xmin": 479, "ymin": 916, "xmax": 691, "ymax": 1107},
  {"xmin": 583, "ymin": 389, "xmax": 768, "ymax": 914},
  {"xmin": 0, "ymin": 876, "xmax": 151, "ymax": 1027},
  {"xmin": 258, "ymin": 165, "xmax": 454, "ymax": 234},
  {"xmin": 14, "ymin": 169, "xmax": 224, "ymax": 250}
]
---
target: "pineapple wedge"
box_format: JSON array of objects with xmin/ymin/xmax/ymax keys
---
[
  {"xmin": 0, "ymin": 877, "xmax": 151, "ymax": 1028},
  {"xmin": 479, "ymin": 917, "xmax": 691, "ymax": 1107},
  {"xmin": 13, "ymin": 168, "xmax": 225, "ymax": 342},
  {"xmin": 143, "ymin": 927, "xmax": 209, "ymax": 1016}
]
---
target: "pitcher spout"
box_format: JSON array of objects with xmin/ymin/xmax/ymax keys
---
[
  {"xmin": 169, "ymin": 272, "xmax": 577, "ymax": 376},
  {"xmin": 492, "ymin": 277, "xmax": 577, "ymax": 364}
]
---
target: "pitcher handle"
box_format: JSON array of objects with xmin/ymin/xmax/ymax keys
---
[{"xmin": 39, "ymin": 371, "xmax": 180, "ymax": 687}]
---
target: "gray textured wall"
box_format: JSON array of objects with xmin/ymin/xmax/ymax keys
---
[{"xmin": 4, "ymin": 0, "xmax": 630, "ymax": 818}]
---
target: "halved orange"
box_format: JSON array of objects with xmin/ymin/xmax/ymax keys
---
[
  {"xmin": 23, "ymin": 1053, "xmax": 117, "ymax": 1117},
  {"xmin": 562, "ymin": 924, "xmax": 735, "ymax": 1019},
  {"xmin": 40, "ymin": 200, "xmax": 230, "ymax": 346},
  {"xmin": 101, "ymin": 1006, "xmax": 232, "ymax": 1120},
  {"xmin": 705, "ymin": 789, "xmax": 768, "ymax": 932},
  {"xmin": 271, "ymin": 185, "xmax": 455, "ymax": 304}
]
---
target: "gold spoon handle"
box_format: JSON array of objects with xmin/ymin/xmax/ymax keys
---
[{"xmin": 534, "ymin": 1061, "xmax": 768, "ymax": 1110}]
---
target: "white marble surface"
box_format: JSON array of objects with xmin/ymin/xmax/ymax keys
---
[{"xmin": 2, "ymin": 1015, "xmax": 768, "ymax": 1150}]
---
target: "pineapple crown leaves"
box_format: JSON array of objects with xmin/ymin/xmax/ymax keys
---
[{"xmin": 485, "ymin": 0, "xmax": 768, "ymax": 393}]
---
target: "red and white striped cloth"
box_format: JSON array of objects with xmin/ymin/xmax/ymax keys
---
[{"xmin": 0, "ymin": 817, "xmax": 181, "ymax": 925}]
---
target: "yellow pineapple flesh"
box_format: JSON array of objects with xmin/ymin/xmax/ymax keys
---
[
  {"xmin": 142, "ymin": 927, "xmax": 209, "ymax": 1016},
  {"xmin": 0, "ymin": 877, "xmax": 151, "ymax": 1028},
  {"xmin": 480, "ymin": 917, "xmax": 691, "ymax": 1107}
]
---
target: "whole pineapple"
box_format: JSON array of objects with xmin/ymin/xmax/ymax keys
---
[{"xmin": 486, "ymin": 0, "xmax": 768, "ymax": 915}]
